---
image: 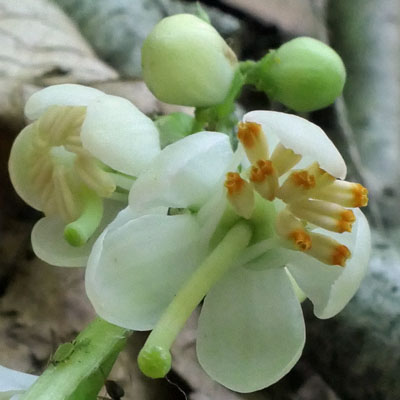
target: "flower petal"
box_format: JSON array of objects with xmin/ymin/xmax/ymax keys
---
[
  {"xmin": 25, "ymin": 84, "xmax": 104, "ymax": 120},
  {"xmin": 0, "ymin": 365, "xmax": 36, "ymax": 399},
  {"xmin": 85, "ymin": 213, "xmax": 205, "ymax": 330},
  {"xmin": 8, "ymin": 125, "xmax": 42, "ymax": 211},
  {"xmin": 197, "ymin": 266, "xmax": 305, "ymax": 393},
  {"xmin": 81, "ymin": 95, "xmax": 160, "ymax": 177},
  {"xmin": 31, "ymin": 200, "xmax": 123, "ymax": 267},
  {"xmin": 244, "ymin": 111, "xmax": 346, "ymax": 179},
  {"xmin": 129, "ymin": 132, "xmax": 233, "ymax": 212},
  {"xmin": 287, "ymin": 208, "xmax": 371, "ymax": 319}
]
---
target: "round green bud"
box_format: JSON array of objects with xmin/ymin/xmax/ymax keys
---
[
  {"xmin": 142, "ymin": 14, "xmax": 238, "ymax": 107},
  {"xmin": 258, "ymin": 37, "xmax": 346, "ymax": 112},
  {"xmin": 138, "ymin": 345, "xmax": 172, "ymax": 379}
]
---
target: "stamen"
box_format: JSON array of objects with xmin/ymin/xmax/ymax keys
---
[
  {"xmin": 237, "ymin": 122, "xmax": 269, "ymax": 164},
  {"xmin": 288, "ymin": 199, "xmax": 356, "ymax": 233},
  {"xmin": 75, "ymin": 155, "xmax": 116, "ymax": 198},
  {"xmin": 270, "ymin": 143, "xmax": 302, "ymax": 176},
  {"xmin": 277, "ymin": 169, "xmax": 316, "ymax": 203},
  {"xmin": 224, "ymin": 172, "xmax": 254, "ymax": 219},
  {"xmin": 310, "ymin": 180, "xmax": 368, "ymax": 208},
  {"xmin": 275, "ymin": 208, "xmax": 311, "ymax": 251},
  {"xmin": 307, "ymin": 232, "xmax": 351, "ymax": 267},
  {"xmin": 249, "ymin": 159, "xmax": 278, "ymax": 200}
]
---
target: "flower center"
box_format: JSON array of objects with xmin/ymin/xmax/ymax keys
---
[
  {"xmin": 224, "ymin": 121, "xmax": 369, "ymax": 267},
  {"xmin": 30, "ymin": 105, "xmax": 116, "ymax": 223}
]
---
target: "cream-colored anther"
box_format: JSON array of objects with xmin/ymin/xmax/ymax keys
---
[
  {"xmin": 307, "ymin": 162, "xmax": 336, "ymax": 188},
  {"xmin": 307, "ymin": 232, "xmax": 351, "ymax": 267},
  {"xmin": 275, "ymin": 208, "xmax": 311, "ymax": 251},
  {"xmin": 249, "ymin": 159, "xmax": 278, "ymax": 200},
  {"xmin": 75, "ymin": 155, "xmax": 115, "ymax": 198},
  {"xmin": 237, "ymin": 122, "xmax": 269, "ymax": 164},
  {"xmin": 28, "ymin": 105, "xmax": 116, "ymax": 223},
  {"xmin": 288, "ymin": 199, "xmax": 356, "ymax": 233},
  {"xmin": 270, "ymin": 143, "xmax": 302, "ymax": 177},
  {"xmin": 224, "ymin": 172, "xmax": 255, "ymax": 219},
  {"xmin": 310, "ymin": 180, "xmax": 368, "ymax": 208}
]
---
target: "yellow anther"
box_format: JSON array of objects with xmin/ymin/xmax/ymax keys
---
[
  {"xmin": 353, "ymin": 183, "xmax": 369, "ymax": 207},
  {"xmin": 249, "ymin": 160, "xmax": 278, "ymax": 201},
  {"xmin": 224, "ymin": 172, "xmax": 254, "ymax": 219},
  {"xmin": 270, "ymin": 143, "xmax": 302, "ymax": 177},
  {"xmin": 237, "ymin": 122, "xmax": 269, "ymax": 164}
]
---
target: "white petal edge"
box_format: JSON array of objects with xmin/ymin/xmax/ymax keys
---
[
  {"xmin": 197, "ymin": 266, "xmax": 305, "ymax": 393},
  {"xmin": 0, "ymin": 366, "xmax": 36, "ymax": 399},
  {"xmin": 8, "ymin": 125, "xmax": 42, "ymax": 211},
  {"xmin": 287, "ymin": 208, "xmax": 371, "ymax": 319},
  {"xmin": 25, "ymin": 84, "xmax": 104, "ymax": 120},
  {"xmin": 85, "ymin": 213, "xmax": 205, "ymax": 330},
  {"xmin": 31, "ymin": 199, "xmax": 123, "ymax": 267},
  {"xmin": 129, "ymin": 131, "xmax": 234, "ymax": 213},
  {"xmin": 81, "ymin": 95, "xmax": 160, "ymax": 177},
  {"xmin": 244, "ymin": 110, "xmax": 346, "ymax": 179}
]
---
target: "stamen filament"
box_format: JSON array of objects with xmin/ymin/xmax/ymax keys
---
[
  {"xmin": 64, "ymin": 189, "xmax": 104, "ymax": 247},
  {"xmin": 138, "ymin": 221, "xmax": 253, "ymax": 379}
]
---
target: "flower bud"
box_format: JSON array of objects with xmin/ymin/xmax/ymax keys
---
[
  {"xmin": 258, "ymin": 37, "xmax": 346, "ymax": 112},
  {"xmin": 141, "ymin": 14, "xmax": 238, "ymax": 107}
]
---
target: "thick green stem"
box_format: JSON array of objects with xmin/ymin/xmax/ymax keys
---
[
  {"xmin": 20, "ymin": 318, "xmax": 131, "ymax": 400},
  {"xmin": 138, "ymin": 221, "xmax": 253, "ymax": 378}
]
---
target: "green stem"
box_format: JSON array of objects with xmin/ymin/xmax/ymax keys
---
[
  {"xmin": 20, "ymin": 318, "xmax": 131, "ymax": 400},
  {"xmin": 138, "ymin": 221, "xmax": 253, "ymax": 378}
]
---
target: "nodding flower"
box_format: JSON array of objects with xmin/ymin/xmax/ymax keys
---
[
  {"xmin": 9, "ymin": 84, "xmax": 160, "ymax": 267},
  {"xmin": 85, "ymin": 111, "xmax": 370, "ymax": 393}
]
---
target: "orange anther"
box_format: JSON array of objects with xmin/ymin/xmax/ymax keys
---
[
  {"xmin": 237, "ymin": 122, "xmax": 262, "ymax": 148},
  {"xmin": 353, "ymin": 184, "xmax": 368, "ymax": 207},
  {"xmin": 224, "ymin": 172, "xmax": 245, "ymax": 195},
  {"xmin": 332, "ymin": 245, "xmax": 351, "ymax": 267},
  {"xmin": 250, "ymin": 160, "xmax": 274, "ymax": 183},
  {"xmin": 290, "ymin": 230, "xmax": 312, "ymax": 251},
  {"xmin": 291, "ymin": 171, "xmax": 316, "ymax": 189}
]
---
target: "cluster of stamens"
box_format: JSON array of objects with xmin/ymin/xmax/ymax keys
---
[
  {"xmin": 30, "ymin": 106, "xmax": 115, "ymax": 222},
  {"xmin": 224, "ymin": 122, "xmax": 368, "ymax": 267}
]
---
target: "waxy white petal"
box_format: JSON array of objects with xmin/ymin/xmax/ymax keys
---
[
  {"xmin": 85, "ymin": 213, "xmax": 205, "ymax": 330},
  {"xmin": 8, "ymin": 125, "xmax": 42, "ymax": 211},
  {"xmin": 0, "ymin": 366, "xmax": 36, "ymax": 399},
  {"xmin": 25, "ymin": 84, "xmax": 104, "ymax": 120},
  {"xmin": 31, "ymin": 200, "xmax": 123, "ymax": 267},
  {"xmin": 197, "ymin": 266, "xmax": 305, "ymax": 393},
  {"xmin": 287, "ymin": 208, "xmax": 370, "ymax": 318},
  {"xmin": 244, "ymin": 111, "xmax": 346, "ymax": 179},
  {"xmin": 129, "ymin": 132, "xmax": 233, "ymax": 212},
  {"xmin": 81, "ymin": 95, "xmax": 160, "ymax": 177}
]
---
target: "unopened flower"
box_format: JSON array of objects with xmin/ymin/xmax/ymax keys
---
[
  {"xmin": 85, "ymin": 111, "xmax": 370, "ymax": 392},
  {"xmin": 142, "ymin": 14, "xmax": 238, "ymax": 107},
  {"xmin": 0, "ymin": 365, "xmax": 37, "ymax": 399},
  {"xmin": 9, "ymin": 84, "xmax": 160, "ymax": 266}
]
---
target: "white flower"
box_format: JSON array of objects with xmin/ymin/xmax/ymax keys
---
[
  {"xmin": 9, "ymin": 84, "xmax": 160, "ymax": 267},
  {"xmin": 0, "ymin": 365, "xmax": 36, "ymax": 400},
  {"xmin": 85, "ymin": 111, "xmax": 370, "ymax": 392}
]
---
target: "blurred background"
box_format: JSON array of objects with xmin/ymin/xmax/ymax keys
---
[{"xmin": 0, "ymin": 0, "xmax": 399, "ymax": 399}]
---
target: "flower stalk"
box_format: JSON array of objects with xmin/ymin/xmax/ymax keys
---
[{"xmin": 20, "ymin": 318, "xmax": 130, "ymax": 400}]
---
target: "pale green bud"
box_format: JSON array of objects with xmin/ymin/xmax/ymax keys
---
[
  {"xmin": 142, "ymin": 14, "xmax": 238, "ymax": 107},
  {"xmin": 257, "ymin": 37, "xmax": 346, "ymax": 112}
]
